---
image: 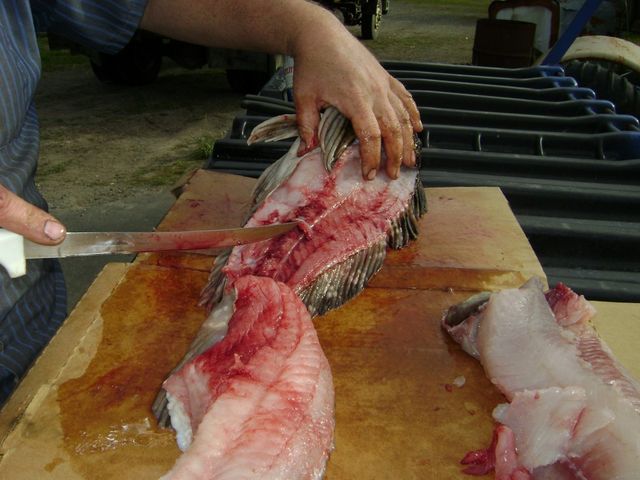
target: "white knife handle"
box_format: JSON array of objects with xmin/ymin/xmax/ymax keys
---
[{"xmin": 0, "ymin": 229, "xmax": 26, "ymax": 278}]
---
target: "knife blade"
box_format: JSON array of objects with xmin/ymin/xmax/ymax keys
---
[{"xmin": 0, "ymin": 222, "xmax": 298, "ymax": 278}]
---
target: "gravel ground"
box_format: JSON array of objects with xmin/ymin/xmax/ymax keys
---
[{"xmin": 34, "ymin": 0, "xmax": 490, "ymax": 308}]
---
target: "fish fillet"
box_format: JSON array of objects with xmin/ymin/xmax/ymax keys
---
[
  {"xmin": 443, "ymin": 278, "xmax": 640, "ymax": 479},
  {"xmin": 160, "ymin": 276, "xmax": 334, "ymax": 479},
  {"xmin": 201, "ymin": 108, "xmax": 426, "ymax": 318}
]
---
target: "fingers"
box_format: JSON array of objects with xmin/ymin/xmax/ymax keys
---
[
  {"xmin": 0, "ymin": 184, "xmax": 66, "ymax": 244},
  {"xmin": 391, "ymin": 77, "xmax": 422, "ymax": 133},
  {"xmin": 389, "ymin": 92, "xmax": 416, "ymax": 170},
  {"xmin": 295, "ymin": 93, "xmax": 320, "ymax": 156},
  {"xmin": 350, "ymin": 94, "xmax": 416, "ymax": 180},
  {"xmin": 378, "ymin": 103, "xmax": 404, "ymax": 180},
  {"xmin": 350, "ymin": 110, "xmax": 381, "ymax": 180}
]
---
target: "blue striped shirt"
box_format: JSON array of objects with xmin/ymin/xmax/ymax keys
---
[{"xmin": 0, "ymin": 0, "xmax": 148, "ymax": 405}]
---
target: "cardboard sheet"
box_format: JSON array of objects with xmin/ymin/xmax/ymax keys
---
[{"xmin": 0, "ymin": 170, "xmax": 636, "ymax": 478}]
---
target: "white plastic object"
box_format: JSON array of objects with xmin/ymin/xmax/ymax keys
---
[{"xmin": 0, "ymin": 229, "xmax": 26, "ymax": 278}]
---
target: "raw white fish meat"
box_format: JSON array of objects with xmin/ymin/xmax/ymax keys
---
[{"xmin": 442, "ymin": 278, "xmax": 640, "ymax": 479}]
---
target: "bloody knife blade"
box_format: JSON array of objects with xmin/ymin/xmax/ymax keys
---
[
  {"xmin": 23, "ymin": 222, "xmax": 298, "ymax": 258},
  {"xmin": 0, "ymin": 222, "xmax": 298, "ymax": 279}
]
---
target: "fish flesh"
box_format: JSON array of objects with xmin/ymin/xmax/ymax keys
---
[
  {"xmin": 442, "ymin": 278, "xmax": 640, "ymax": 479},
  {"xmin": 153, "ymin": 108, "xmax": 425, "ymax": 478},
  {"xmin": 200, "ymin": 107, "xmax": 426, "ymax": 318},
  {"xmin": 159, "ymin": 275, "xmax": 334, "ymax": 479}
]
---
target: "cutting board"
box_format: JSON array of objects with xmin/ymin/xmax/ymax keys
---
[{"xmin": 0, "ymin": 170, "xmax": 636, "ymax": 479}]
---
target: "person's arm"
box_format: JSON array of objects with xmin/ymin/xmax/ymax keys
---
[{"xmin": 140, "ymin": 0, "xmax": 422, "ymax": 180}]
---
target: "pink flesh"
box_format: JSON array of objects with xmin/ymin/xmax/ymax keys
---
[
  {"xmin": 545, "ymin": 283, "xmax": 597, "ymax": 328},
  {"xmin": 223, "ymin": 145, "xmax": 417, "ymax": 292},
  {"xmin": 446, "ymin": 279, "xmax": 640, "ymax": 479},
  {"xmin": 162, "ymin": 276, "xmax": 334, "ymax": 479},
  {"xmin": 461, "ymin": 426, "xmax": 531, "ymax": 479}
]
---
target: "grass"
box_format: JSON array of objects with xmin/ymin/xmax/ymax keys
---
[
  {"xmin": 128, "ymin": 135, "xmax": 216, "ymax": 187},
  {"xmin": 189, "ymin": 135, "xmax": 217, "ymax": 160},
  {"xmin": 130, "ymin": 157, "xmax": 203, "ymax": 187}
]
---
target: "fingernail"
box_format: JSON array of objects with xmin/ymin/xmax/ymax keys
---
[
  {"xmin": 366, "ymin": 168, "xmax": 377, "ymax": 181},
  {"xmin": 44, "ymin": 220, "xmax": 65, "ymax": 241},
  {"xmin": 410, "ymin": 151, "xmax": 416, "ymax": 167}
]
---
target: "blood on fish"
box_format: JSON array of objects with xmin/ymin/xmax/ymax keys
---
[
  {"xmin": 206, "ymin": 129, "xmax": 425, "ymax": 317},
  {"xmin": 154, "ymin": 110, "xmax": 426, "ymax": 478},
  {"xmin": 160, "ymin": 276, "xmax": 335, "ymax": 479}
]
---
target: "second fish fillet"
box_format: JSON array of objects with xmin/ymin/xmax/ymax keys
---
[{"xmin": 160, "ymin": 276, "xmax": 334, "ymax": 479}]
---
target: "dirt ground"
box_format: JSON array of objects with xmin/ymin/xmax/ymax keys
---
[{"xmin": 34, "ymin": 0, "xmax": 490, "ymax": 306}]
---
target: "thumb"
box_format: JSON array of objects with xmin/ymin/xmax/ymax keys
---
[
  {"xmin": 0, "ymin": 184, "xmax": 66, "ymax": 245},
  {"xmin": 295, "ymin": 95, "xmax": 320, "ymax": 156}
]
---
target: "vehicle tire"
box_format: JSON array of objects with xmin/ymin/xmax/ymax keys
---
[
  {"xmin": 382, "ymin": 0, "xmax": 390, "ymax": 14},
  {"xmin": 90, "ymin": 39, "xmax": 162, "ymax": 86},
  {"xmin": 226, "ymin": 69, "xmax": 270, "ymax": 94},
  {"xmin": 563, "ymin": 59, "xmax": 640, "ymax": 117},
  {"xmin": 361, "ymin": 0, "xmax": 383, "ymax": 40}
]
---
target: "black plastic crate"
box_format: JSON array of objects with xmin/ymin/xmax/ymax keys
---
[{"xmin": 207, "ymin": 62, "xmax": 640, "ymax": 302}]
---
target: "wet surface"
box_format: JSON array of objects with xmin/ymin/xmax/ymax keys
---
[{"xmin": 57, "ymin": 264, "xmax": 208, "ymax": 478}]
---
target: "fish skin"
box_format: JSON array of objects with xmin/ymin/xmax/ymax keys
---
[
  {"xmin": 443, "ymin": 278, "xmax": 640, "ymax": 479},
  {"xmin": 201, "ymin": 109, "xmax": 426, "ymax": 317},
  {"xmin": 160, "ymin": 276, "xmax": 335, "ymax": 480}
]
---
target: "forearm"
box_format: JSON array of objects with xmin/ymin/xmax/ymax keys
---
[{"xmin": 140, "ymin": 0, "xmax": 342, "ymax": 57}]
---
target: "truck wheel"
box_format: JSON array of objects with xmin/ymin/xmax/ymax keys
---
[
  {"xmin": 361, "ymin": 0, "xmax": 382, "ymax": 40},
  {"xmin": 563, "ymin": 60, "xmax": 640, "ymax": 117},
  {"xmin": 90, "ymin": 39, "xmax": 162, "ymax": 86}
]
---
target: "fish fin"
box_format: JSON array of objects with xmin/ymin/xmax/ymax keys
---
[
  {"xmin": 153, "ymin": 291, "xmax": 236, "ymax": 427},
  {"xmin": 299, "ymin": 239, "xmax": 387, "ymax": 317},
  {"xmin": 199, "ymin": 248, "xmax": 232, "ymax": 312},
  {"xmin": 319, "ymin": 107, "xmax": 356, "ymax": 172},
  {"xmin": 248, "ymin": 114, "xmax": 298, "ymax": 144},
  {"xmin": 387, "ymin": 175, "xmax": 427, "ymax": 249},
  {"xmin": 246, "ymin": 138, "xmax": 302, "ymax": 220},
  {"xmin": 442, "ymin": 291, "xmax": 492, "ymax": 329}
]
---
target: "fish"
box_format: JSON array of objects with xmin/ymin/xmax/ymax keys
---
[
  {"xmin": 442, "ymin": 278, "xmax": 640, "ymax": 479},
  {"xmin": 152, "ymin": 107, "xmax": 425, "ymax": 476},
  {"xmin": 200, "ymin": 107, "xmax": 427, "ymax": 318},
  {"xmin": 158, "ymin": 275, "xmax": 335, "ymax": 479}
]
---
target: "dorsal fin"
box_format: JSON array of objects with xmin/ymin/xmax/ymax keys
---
[
  {"xmin": 248, "ymin": 114, "xmax": 299, "ymax": 144},
  {"xmin": 318, "ymin": 107, "xmax": 356, "ymax": 172}
]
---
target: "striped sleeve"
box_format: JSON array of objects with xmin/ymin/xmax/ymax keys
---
[{"xmin": 31, "ymin": 0, "xmax": 149, "ymax": 54}]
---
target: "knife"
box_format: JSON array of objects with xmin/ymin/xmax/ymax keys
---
[{"xmin": 0, "ymin": 222, "xmax": 298, "ymax": 279}]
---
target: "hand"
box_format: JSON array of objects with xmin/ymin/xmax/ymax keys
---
[
  {"xmin": 291, "ymin": 9, "xmax": 422, "ymax": 180},
  {"xmin": 0, "ymin": 184, "xmax": 66, "ymax": 244}
]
